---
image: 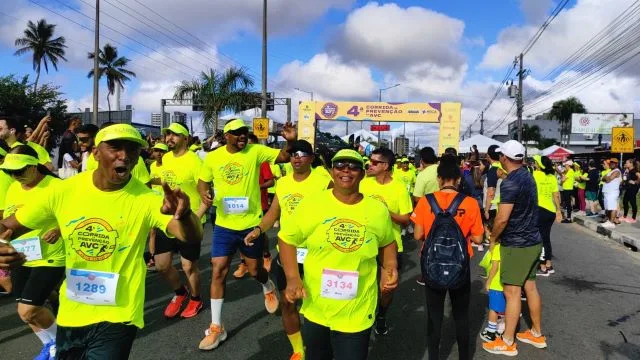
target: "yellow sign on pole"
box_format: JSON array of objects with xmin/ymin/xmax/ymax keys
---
[
  {"xmin": 612, "ymin": 127, "xmax": 634, "ymax": 153},
  {"xmin": 253, "ymin": 118, "xmax": 269, "ymax": 139}
]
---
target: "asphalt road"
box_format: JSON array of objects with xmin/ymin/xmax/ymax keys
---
[{"xmin": 1, "ymin": 223, "xmax": 640, "ymax": 360}]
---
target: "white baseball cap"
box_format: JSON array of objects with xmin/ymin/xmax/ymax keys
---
[{"xmin": 497, "ymin": 140, "xmax": 525, "ymax": 160}]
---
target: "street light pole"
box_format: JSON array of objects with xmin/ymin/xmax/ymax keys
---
[
  {"xmin": 92, "ymin": 0, "xmax": 100, "ymax": 125},
  {"xmin": 294, "ymin": 88, "xmax": 313, "ymax": 101},
  {"xmin": 261, "ymin": 0, "xmax": 267, "ymax": 119},
  {"xmin": 378, "ymin": 83, "xmax": 401, "ymax": 148}
]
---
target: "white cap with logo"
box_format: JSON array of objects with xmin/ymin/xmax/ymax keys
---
[{"xmin": 497, "ymin": 140, "xmax": 526, "ymax": 160}]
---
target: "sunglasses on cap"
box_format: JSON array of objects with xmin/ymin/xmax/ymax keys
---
[
  {"xmin": 227, "ymin": 127, "xmax": 249, "ymax": 136},
  {"xmin": 291, "ymin": 151, "xmax": 311, "ymax": 158},
  {"xmin": 333, "ymin": 161, "xmax": 363, "ymax": 171}
]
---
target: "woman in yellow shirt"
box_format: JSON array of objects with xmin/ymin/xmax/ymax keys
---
[{"xmin": 533, "ymin": 156, "xmax": 562, "ymax": 276}]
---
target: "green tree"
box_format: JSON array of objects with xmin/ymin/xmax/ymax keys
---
[
  {"xmin": 548, "ymin": 97, "xmax": 587, "ymax": 147},
  {"xmin": 87, "ymin": 43, "xmax": 136, "ymax": 121},
  {"xmin": 174, "ymin": 67, "xmax": 255, "ymax": 133},
  {"xmin": 14, "ymin": 19, "xmax": 67, "ymax": 94},
  {"xmin": 522, "ymin": 124, "xmax": 541, "ymax": 145}
]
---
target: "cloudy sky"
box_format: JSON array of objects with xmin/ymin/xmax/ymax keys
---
[{"xmin": 2, "ymin": 0, "xmax": 640, "ymax": 147}]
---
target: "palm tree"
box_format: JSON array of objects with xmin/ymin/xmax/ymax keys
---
[
  {"xmin": 547, "ymin": 97, "xmax": 587, "ymax": 147},
  {"xmin": 87, "ymin": 43, "xmax": 136, "ymax": 121},
  {"xmin": 522, "ymin": 124, "xmax": 541, "ymax": 146},
  {"xmin": 174, "ymin": 67, "xmax": 255, "ymax": 133},
  {"xmin": 14, "ymin": 19, "xmax": 67, "ymax": 94}
]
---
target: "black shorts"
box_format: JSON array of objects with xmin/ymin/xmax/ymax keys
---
[
  {"xmin": 11, "ymin": 266, "xmax": 65, "ymax": 306},
  {"xmin": 273, "ymin": 254, "xmax": 304, "ymax": 292},
  {"xmin": 57, "ymin": 321, "xmax": 137, "ymax": 360},
  {"xmin": 154, "ymin": 229, "xmax": 201, "ymax": 261}
]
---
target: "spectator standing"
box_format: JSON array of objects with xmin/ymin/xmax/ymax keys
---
[
  {"xmin": 602, "ymin": 158, "xmax": 622, "ymax": 228},
  {"xmin": 585, "ymin": 161, "xmax": 600, "ymax": 216},
  {"xmin": 560, "ymin": 160, "xmax": 574, "ymax": 223},
  {"xmin": 57, "ymin": 117, "xmax": 81, "ymax": 170},
  {"xmin": 574, "ymin": 162, "xmax": 587, "ymax": 214},
  {"xmin": 621, "ymin": 159, "xmax": 640, "ymax": 223}
]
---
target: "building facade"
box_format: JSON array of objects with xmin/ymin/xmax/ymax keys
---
[{"xmin": 394, "ymin": 135, "xmax": 410, "ymax": 155}]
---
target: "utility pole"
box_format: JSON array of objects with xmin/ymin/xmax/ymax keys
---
[
  {"xmin": 378, "ymin": 83, "xmax": 401, "ymax": 148},
  {"xmin": 261, "ymin": 0, "xmax": 267, "ymax": 119},
  {"xmin": 517, "ymin": 53, "xmax": 524, "ymax": 142},
  {"xmin": 92, "ymin": 0, "xmax": 100, "ymax": 125},
  {"xmin": 480, "ymin": 111, "xmax": 484, "ymax": 135}
]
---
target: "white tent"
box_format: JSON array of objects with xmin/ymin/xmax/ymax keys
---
[{"xmin": 459, "ymin": 134, "xmax": 504, "ymax": 153}]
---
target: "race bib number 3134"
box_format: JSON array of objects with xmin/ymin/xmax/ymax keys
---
[{"xmin": 320, "ymin": 269, "xmax": 358, "ymax": 300}]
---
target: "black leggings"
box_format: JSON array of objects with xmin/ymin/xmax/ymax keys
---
[
  {"xmin": 302, "ymin": 318, "xmax": 371, "ymax": 360},
  {"xmin": 561, "ymin": 191, "xmax": 573, "ymax": 219},
  {"xmin": 623, "ymin": 186, "xmax": 639, "ymax": 219},
  {"xmin": 424, "ymin": 277, "xmax": 471, "ymax": 360},
  {"xmin": 538, "ymin": 207, "xmax": 556, "ymax": 261}
]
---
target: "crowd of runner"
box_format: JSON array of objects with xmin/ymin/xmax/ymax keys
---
[{"xmin": 0, "ymin": 111, "xmax": 594, "ymax": 360}]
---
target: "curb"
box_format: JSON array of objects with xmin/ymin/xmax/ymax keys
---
[{"xmin": 573, "ymin": 216, "xmax": 640, "ymax": 250}]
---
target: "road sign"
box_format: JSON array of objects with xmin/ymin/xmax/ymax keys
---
[
  {"xmin": 253, "ymin": 118, "xmax": 270, "ymax": 139},
  {"xmin": 612, "ymin": 127, "xmax": 634, "ymax": 153},
  {"xmin": 371, "ymin": 124, "xmax": 390, "ymax": 131}
]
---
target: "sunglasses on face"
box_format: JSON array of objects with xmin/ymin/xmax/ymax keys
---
[
  {"xmin": 369, "ymin": 159, "xmax": 387, "ymax": 166},
  {"xmin": 291, "ymin": 151, "xmax": 311, "ymax": 158},
  {"xmin": 333, "ymin": 161, "xmax": 363, "ymax": 171},
  {"xmin": 228, "ymin": 128, "xmax": 249, "ymax": 136},
  {"xmin": 4, "ymin": 167, "xmax": 28, "ymax": 177}
]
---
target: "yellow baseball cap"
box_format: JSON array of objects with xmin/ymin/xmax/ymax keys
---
[
  {"xmin": 161, "ymin": 122, "xmax": 189, "ymax": 137},
  {"xmin": 95, "ymin": 124, "xmax": 148, "ymax": 148},
  {"xmin": 153, "ymin": 143, "xmax": 169, "ymax": 152},
  {"xmin": 223, "ymin": 119, "xmax": 248, "ymax": 133},
  {"xmin": 189, "ymin": 144, "xmax": 202, "ymax": 152},
  {"xmin": 533, "ymin": 155, "xmax": 545, "ymax": 169},
  {"xmin": 331, "ymin": 149, "xmax": 364, "ymax": 167},
  {"xmin": 0, "ymin": 153, "xmax": 38, "ymax": 170}
]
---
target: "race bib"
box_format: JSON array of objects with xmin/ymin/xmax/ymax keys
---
[
  {"xmin": 11, "ymin": 237, "xmax": 42, "ymax": 262},
  {"xmin": 296, "ymin": 248, "xmax": 308, "ymax": 264},
  {"xmin": 66, "ymin": 269, "xmax": 119, "ymax": 305},
  {"xmin": 320, "ymin": 269, "xmax": 359, "ymax": 300},
  {"xmin": 223, "ymin": 197, "xmax": 249, "ymax": 214}
]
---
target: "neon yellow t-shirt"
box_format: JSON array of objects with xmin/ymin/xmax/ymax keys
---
[
  {"xmin": 200, "ymin": 144, "xmax": 280, "ymax": 230},
  {"xmin": 160, "ymin": 151, "xmax": 203, "ymax": 221},
  {"xmin": 599, "ymin": 169, "xmax": 611, "ymax": 186},
  {"xmin": 15, "ymin": 171, "xmax": 173, "ymax": 329},
  {"xmin": 268, "ymin": 164, "xmax": 282, "ymax": 195},
  {"xmin": 86, "ymin": 154, "xmax": 150, "ymax": 184},
  {"xmin": 360, "ymin": 176, "xmax": 413, "ymax": 252},
  {"xmin": 575, "ymin": 169, "xmax": 586, "ymax": 190},
  {"xmin": 276, "ymin": 171, "xmax": 330, "ymax": 230},
  {"xmin": 396, "ymin": 169, "xmax": 417, "ymax": 193},
  {"xmin": 5, "ymin": 175, "xmax": 64, "ymax": 267},
  {"xmin": 12, "ymin": 141, "xmax": 51, "ymax": 165},
  {"xmin": 533, "ymin": 170, "xmax": 558, "ymax": 213},
  {"xmin": 489, "ymin": 243, "xmax": 503, "ymax": 291},
  {"xmin": 149, "ymin": 161, "xmax": 163, "ymax": 195},
  {"xmin": 413, "ymin": 164, "xmax": 439, "ymax": 197},
  {"xmin": 562, "ymin": 169, "xmax": 575, "ymax": 190},
  {"xmin": 0, "ymin": 172, "xmax": 13, "ymax": 210},
  {"xmin": 279, "ymin": 190, "xmax": 394, "ymax": 333}
]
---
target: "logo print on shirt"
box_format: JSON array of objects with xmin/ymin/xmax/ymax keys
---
[
  {"xmin": 69, "ymin": 218, "xmax": 119, "ymax": 261},
  {"xmin": 222, "ymin": 162, "xmax": 243, "ymax": 185},
  {"xmin": 326, "ymin": 219, "xmax": 366, "ymax": 253},
  {"xmin": 161, "ymin": 169, "xmax": 179, "ymax": 189},
  {"xmin": 369, "ymin": 194, "xmax": 388, "ymax": 208},
  {"xmin": 284, "ymin": 193, "xmax": 304, "ymax": 215}
]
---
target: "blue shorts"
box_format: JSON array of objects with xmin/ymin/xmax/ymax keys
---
[
  {"xmin": 211, "ymin": 225, "xmax": 264, "ymax": 259},
  {"xmin": 488, "ymin": 290, "xmax": 506, "ymax": 314}
]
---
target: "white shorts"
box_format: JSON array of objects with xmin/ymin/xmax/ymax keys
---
[{"xmin": 604, "ymin": 192, "xmax": 619, "ymax": 211}]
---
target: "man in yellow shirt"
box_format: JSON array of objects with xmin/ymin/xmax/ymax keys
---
[
  {"xmin": 0, "ymin": 124, "xmax": 203, "ymax": 359},
  {"xmin": 151, "ymin": 122, "xmax": 205, "ymax": 319},
  {"xmin": 560, "ymin": 160, "xmax": 575, "ymax": 223},
  {"xmin": 197, "ymin": 119, "xmax": 298, "ymax": 351},
  {"xmin": 243, "ymin": 140, "xmax": 331, "ymax": 360},
  {"xmin": 0, "ymin": 114, "xmax": 53, "ymax": 170},
  {"xmin": 360, "ymin": 147, "xmax": 412, "ymax": 336},
  {"xmin": 279, "ymin": 149, "xmax": 398, "ymax": 359},
  {"xmin": 413, "ymin": 147, "xmax": 439, "ymax": 202},
  {"xmin": 397, "ymin": 157, "xmax": 417, "ymax": 193}
]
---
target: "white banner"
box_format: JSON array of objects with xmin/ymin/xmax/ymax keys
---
[{"xmin": 571, "ymin": 113, "xmax": 634, "ymax": 134}]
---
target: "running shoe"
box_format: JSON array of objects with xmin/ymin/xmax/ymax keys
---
[
  {"xmin": 516, "ymin": 329, "xmax": 547, "ymax": 348},
  {"xmin": 233, "ymin": 262, "xmax": 248, "ymax": 279},
  {"xmin": 416, "ymin": 276, "xmax": 425, "ymax": 286},
  {"xmin": 263, "ymin": 255, "xmax": 272, "ymax": 273},
  {"xmin": 601, "ymin": 221, "xmax": 616, "ymax": 229},
  {"xmin": 547, "ymin": 266, "xmax": 555, "ymax": 274},
  {"xmin": 374, "ymin": 317, "xmax": 389, "ymax": 335},
  {"xmin": 626, "ymin": 218, "xmax": 637, "ymax": 224},
  {"xmin": 290, "ymin": 352, "xmax": 304, "ymax": 360},
  {"xmin": 164, "ymin": 293, "xmax": 188, "ymax": 319},
  {"xmin": 264, "ymin": 281, "xmax": 279, "ymax": 313},
  {"xmin": 561, "ymin": 219, "xmax": 572, "ymax": 224},
  {"xmin": 199, "ymin": 323, "xmax": 227, "ymax": 350},
  {"xmin": 34, "ymin": 341, "xmax": 55, "ymax": 360},
  {"xmin": 180, "ymin": 298, "xmax": 203, "ymax": 318},
  {"xmin": 479, "ymin": 329, "xmax": 498, "ymax": 342},
  {"xmin": 536, "ymin": 268, "xmax": 550, "ymax": 277},
  {"xmin": 483, "ymin": 337, "xmax": 518, "ymax": 356}
]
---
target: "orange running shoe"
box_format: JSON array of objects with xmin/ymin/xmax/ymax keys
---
[
  {"xmin": 233, "ymin": 262, "xmax": 248, "ymax": 279},
  {"xmin": 483, "ymin": 337, "xmax": 518, "ymax": 356},
  {"xmin": 516, "ymin": 329, "xmax": 547, "ymax": 348},
  {"xmin": 180, "ymin": 298, "xmax": 203, "ymax": 318},
  {"xmin": 163, "ymin": 294, "xmax": 188, "ymax": 319},
  {"xmin": 199, "ymin": 323, "xmax": 227, "ymax": 350},
  {"xmin": 264, "ymin": 281, "xmax": 279, "ymax": 313},
  {"xmin": 290, "ymin": 352, "xmax": 304, "ymax": 360},
  {"xmin": 263, "ymin": 255, "xmax": 272, "ymax": 272}
]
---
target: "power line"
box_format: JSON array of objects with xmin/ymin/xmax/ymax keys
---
[{"xmin": 521, "ymin": 0, "xmax": 571, "ymax": 55}]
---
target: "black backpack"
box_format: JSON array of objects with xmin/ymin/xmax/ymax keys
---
[{"xmin": 421, "ymin": 192, "xmax": 470, "ymax": 290}]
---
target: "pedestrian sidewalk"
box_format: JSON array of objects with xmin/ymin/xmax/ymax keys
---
[{"xmin": 573, "ymin": 215, "xmax": 640, "ymax": 251}]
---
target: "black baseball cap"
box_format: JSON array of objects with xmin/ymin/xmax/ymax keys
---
[{"xmin": 287, "ymin": 140, "xmax": 313, "ymax": 155}]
